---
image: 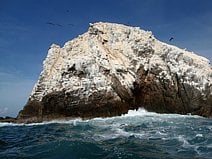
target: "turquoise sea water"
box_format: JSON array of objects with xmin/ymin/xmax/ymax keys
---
[{"xmin": 0, "ymin": 109, "xmax": 211, "ymax": 159}]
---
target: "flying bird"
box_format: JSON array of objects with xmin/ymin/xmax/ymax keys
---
[
  {"xmin": 46, "ymin": 22, "xmax": 63, "ymax": 27},
  {"xmin": 169, "ymin": 37, "xmax": 174, "ymax": 42},
  {"xmin": 46, "ymin": 22, "xmax": 56, "ymax": 26}
]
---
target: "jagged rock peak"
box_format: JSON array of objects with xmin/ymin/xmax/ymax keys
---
[{"xmin": 18, "ymin": 22, "xmax": 211, "ymax": 122}]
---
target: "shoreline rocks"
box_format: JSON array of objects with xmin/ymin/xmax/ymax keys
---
[{"xmin": 0, "ymin": 116, "xmax": 16, "ymax": 123}]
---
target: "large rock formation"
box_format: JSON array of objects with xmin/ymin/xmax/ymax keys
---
[{"xmin": 17, "ymin": 22, "xmax": 212, "ymax": 122}]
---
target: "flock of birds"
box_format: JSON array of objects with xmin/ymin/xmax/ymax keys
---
[
  {"xmin": 46, "ymin": 22, "xmax": 75, "ymax": 27},
  {"xmin": 46, "ymin": 10, "xmax": 75, "ymax": 27},
  {"xmin": 45, "ymin": 10, "xmax": 174, "ymax": 42}
]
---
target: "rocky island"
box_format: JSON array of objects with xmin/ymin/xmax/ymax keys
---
[{"xmin": 15, "ymin": 22, "xmax": 211, "ymax": 123}]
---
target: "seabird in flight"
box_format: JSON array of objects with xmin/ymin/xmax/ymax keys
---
[
  {"xmin": 46, "ymin": 22, "xmax": 63, "ymax": 27},
  {"xmin": 169, "ymin": 37, "xmax": 174, "ymax": 42},
  {"xmin": 46, "ymin": 22, "xmax": 56, "ymax": 26}
]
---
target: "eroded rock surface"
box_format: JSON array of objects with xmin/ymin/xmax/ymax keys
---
[{"xmin": 17, "ymin": 22, "xmax": 212, "ymax": 122}]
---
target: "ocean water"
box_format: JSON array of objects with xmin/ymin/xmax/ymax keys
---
[{"xmin": 0, "ymin": 109, "xmax": 211, "ymax": 159}]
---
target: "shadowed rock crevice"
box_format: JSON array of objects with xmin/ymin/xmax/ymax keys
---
[{"xmin": 130, "ymin": 64, "xmax": 211, "ymax": 116}]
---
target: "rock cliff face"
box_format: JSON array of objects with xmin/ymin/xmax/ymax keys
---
[{"xmin": 17, "ymin": 22, "xmax": 212, "ymax": 122}]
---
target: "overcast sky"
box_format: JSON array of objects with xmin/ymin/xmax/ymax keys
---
[{"xmin": 0, "ymin": 0, "xmax": 212, "ymax": 117}]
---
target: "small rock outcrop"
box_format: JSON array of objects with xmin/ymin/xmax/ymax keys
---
[
  {"xmin": 17, "ymin": 22, "xmax": 212, "ymax": 122},
  {"xmin": 0, "ymin": 116, "xmax": 16, "ymax": 123}
]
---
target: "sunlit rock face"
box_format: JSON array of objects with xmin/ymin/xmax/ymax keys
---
[{"xmin": 17, "ymin": 22, "xmax": 212, "ymax": 122}]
